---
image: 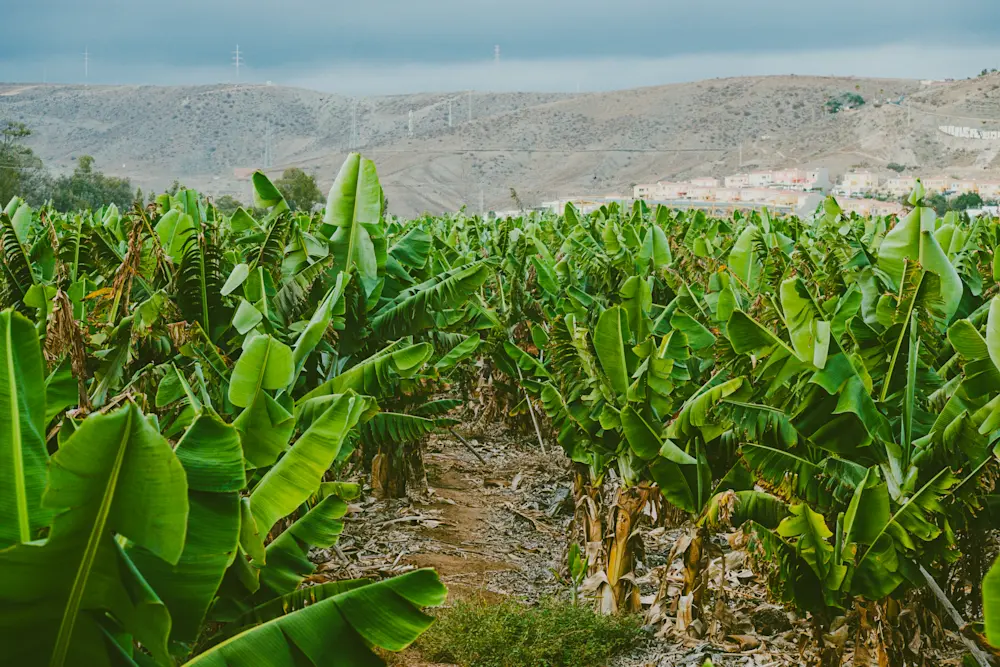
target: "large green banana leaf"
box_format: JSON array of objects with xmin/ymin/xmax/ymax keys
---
[
  {"xmin": 594, "ymin": 306, "xmax": 630, "ymax": 397},
  {"xmin": 776, "ymin": 503, "xmax": 846, "ymax": 605},
  {"xmin": 250, "ymin": 393, "xmax": 366, "ymax": 538},
  {"xmin": 853, "ymin": 469, "xmax": 956, "ymax": 599},
  {"xmin": 985, "ymin": 556, "xmax": 1000, "ymax": 646},
  {"xmin": 230, "ymin": 335, "xmax": 296, "ymax": 467},
  {"xmin": 300, "ymin": 341, "xmax": 432, "ymax": 402},
  {"xmin": 0, "ymin": 403, "xmax": 188, "ymax": 667},
  {"xmin": 129, "ymin": 410, "xmax": 245, "ymax": 646},
  {"xmin": 257, "ymin": 494, "xmax": 349, "ymax": 596},
  {"xmin": 0, "ymin": 309, "xmax": 51, "ymax": 547},
  {"xmin": 322, "ymin": 153, "xmax": 385, "ymax": 297},
  {"xmin": 741, "ymin": 444, "xmax": 832, "ymax": 508},
  {"xmin": 727, "ymin": 224, "xmax": 762, "ymax": 293},
  {"xmin": 701, "ymin": 490, "xmax": 788, "ymax": 531},
  {"xmin": 290, "ymin": 272, "xmax": 349, "ymax": 386},
  {"xmin": 251, "ymin": 171, "xmax": 289, "ymax": 214},
  {"xmin": 186, "ymin": 569, "xmax": 446, "ymax": 666},
  {"xmin": 360, "ymin": 411, "xmax": 456, "ymax": 449},
  {"xmin": 229, "ymin": 335, "xmax": 294, "ymax": 408},
  {"xmin": 370, "ymin": 261, "xmax": 492, "ymax": 341}
]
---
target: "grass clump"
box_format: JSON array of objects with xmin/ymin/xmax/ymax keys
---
[{"xmin": 416, "ymin": 597, "xmax": 645, "ymax": 667}]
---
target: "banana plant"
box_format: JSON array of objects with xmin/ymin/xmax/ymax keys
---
[{"xmin": 0, "ymin": 306, "xmax": 447, "ymax": 665}]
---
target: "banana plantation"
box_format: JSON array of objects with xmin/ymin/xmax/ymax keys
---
[{"xmin": 5, "ymin": 152, "xmax": 1000, "ymax": 665}]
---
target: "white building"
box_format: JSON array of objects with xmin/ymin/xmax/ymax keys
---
[
  {"xmin": 978, "ymin": 182, "xmax": 1000, "ymax": 201},
  {"xmin": 883, "ymin": 176, "xmax": 917, "ymax": 197},
  {"xmin": 724, "ymin": 173, "xmax": 751, "ymax": 188},
  {"xmin": 922, "ymin": 176, "xmax": 949, "ymax": 193},
  {"xmin": 840, "ymin": 170, "xmax": 879, "ymax": 195},
  {"xmin": 950, "ymin": 179, "xmax": 978, "ymax": 194},
  {"xmin": 771, "ymin": 169, "xmax": 803, "ymax": 187},
  {"xmin": 689, "ymin": 176, "xmax": 720, "ymax": 188},
  {"xmin": 749, "ymin": 171, "xmax": 774, "ymax": 187}
]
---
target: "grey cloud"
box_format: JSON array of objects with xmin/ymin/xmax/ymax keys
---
[{"xmin": 2, "ymin": 0, "xmax": 999, "ymax": 76}]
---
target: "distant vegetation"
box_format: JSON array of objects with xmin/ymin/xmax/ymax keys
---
[
  {"xmin": 824, "ymin": 92, "xmax": 865, "ymax": 114},
  {"xmin": 0, "ymin": 122, "xmax": 324, "ymax": 214},
  {"xmin": 912, "ymin": 190, "xmax": 986, "ymax": 216},
  {"xmin": 275, "ymin": 167, "xmax": 323, "ymax": 211},
  {"xmin": 0, "ymin": 121, "xmax": 132, "ymax": 211}
]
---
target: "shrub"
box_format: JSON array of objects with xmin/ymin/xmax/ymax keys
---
[{"xmin": 417, "ymin": 597, "xmax": 645, "ymax": 667}]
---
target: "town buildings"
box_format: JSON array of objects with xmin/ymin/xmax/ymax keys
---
[{"xmin": 634, "ymin": 166, "xmax": 1000, "ymax": 216}]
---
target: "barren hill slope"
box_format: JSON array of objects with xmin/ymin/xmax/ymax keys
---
[{"xmin": 3, "ymin": 74, "xmax": 999, "ymax": 215}]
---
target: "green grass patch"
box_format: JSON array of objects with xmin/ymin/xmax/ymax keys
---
[{"xmin": 416, "ymin": 597, "xmax": 645, "ymax": 667}]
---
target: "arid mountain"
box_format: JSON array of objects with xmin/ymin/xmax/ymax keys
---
[{"xmin": 3, "ymin": 74, "xmax": 999, "ymax": 215}]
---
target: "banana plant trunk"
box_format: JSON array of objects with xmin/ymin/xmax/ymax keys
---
[
  {"xmin": 682, "ymin": 524, "xmax": 708, "ymax": 623},
  {"xmin": 573, "ymin": 467, "xmax": 604, "ymax": 579},
  {"xmin": 372, "ymin": 442, "xmax": 428, "ymax": 499},
  {"xmin": 601, "ymin": 484, "xmax": 651, "ymax": 614}
]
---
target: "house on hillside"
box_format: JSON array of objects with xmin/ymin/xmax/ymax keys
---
[
  {"xmin": 633, "ymin": 183, "xmax": 656, "ymax": 199},
  {"xmin": 922, "ymin": 176, "xmax": 950, "ymax": 193},
  {"xmin": 690, "ymin": 176, "xmax": 720, "ymax": 188},
  {"xmin": 771, "ymin": 169, "xmax": 803, "ymax": 188},
  {"xmin": 724, "ymin": 173, "xmax": 751, "ymax": 188},
  {"xmin": 840, "ymin": 170, "xmax": 878, "ymax": 195},
  {"xmin": 840, "ymin": 198, "xmax": 903, "ymax": 216},
  {"xmin": 950, "ymin": 179, "xmax": 978, "ymax": 194},
  {"xmin": 978, "ymin": 182, "xmax": 1000, "ymax": 201},
  {"xmin": 884, "ymin": 176, "xmax": 917, "ymax": 197},
  {"xmin": 749, "ymin": 171, "xmax": 774, "ymax": 187}
]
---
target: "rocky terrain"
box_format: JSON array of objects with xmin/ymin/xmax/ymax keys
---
[{"xmin": 3, "ymin": 73, "xmax": 1000, "ymax": 215}]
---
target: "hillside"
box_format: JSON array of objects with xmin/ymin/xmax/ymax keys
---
[{"xmin": 3, "ymin": 74, "xmax": 1000, "ymax": 215}]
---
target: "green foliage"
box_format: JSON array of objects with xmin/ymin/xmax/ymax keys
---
[
  {"xmin": 953, "ymin": 191, "xmax": 984, "ymax": 210},
  {"xmin": 825, "ymin": 92, "xmax": 865, "ymax": 114},
  {"xmin": 49, "ymin": 155, "xmax": 134, "ymax": 212},
  {"xmin": 6, "ymin": 143, "xmax": 1000, "ymax": 654},
  {"xmin": 275, "ymin": 167, "xmax": 323, "ymax": 211},
  {"xmin": 215, "ymin": 194, "xmax": 245, "ymax": 215},
  {"xmin": 417, "ymin": 597, "xmax": 644, "ymax": 667},
  {"xmin": 0, "ymin": 121, "xmax": 45, "ymax": 207}
]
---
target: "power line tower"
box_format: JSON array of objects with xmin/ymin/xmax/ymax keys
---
[
  {"xmin": 408, "ymin": 109, "xmax": 413, "ymax": 137},
  {"xmin": 232, "ymin": 45, "xmax": 243, "ymax": 82},
  {"xmin": 494, "ymin": 44, "xmax": 500, "ymax": 64},
  {"xmin": 83, "ymin": 47, "xmax": 89, "ymax": 83},
  {"xmin": 468, "ymin": 90, "xmax": 472, "ymax": 121},
  {"xmin": 448, "ymin": 100, "xmax": 453, "ymax": 128}
]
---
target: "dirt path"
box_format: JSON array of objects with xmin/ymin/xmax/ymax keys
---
[
  {"xmin": 316, "ymin": 424, "xmax": 572, "ymax": 602},
  {"xmin": 314, "ymin": 425, "xmax": 974, "ymax": 667}
]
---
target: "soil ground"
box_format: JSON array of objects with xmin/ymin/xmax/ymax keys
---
[{"xmin": 313, "ymin": 423, "xmax": 974, "ymax": 666}]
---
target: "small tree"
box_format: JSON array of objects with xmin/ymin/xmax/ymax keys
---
[
  {"xmin": 925, "ymin": 192, "xmax": 949, "ymax": 216},
  {"xmin": 274, "ymin": 167, "xmax": 323, "ymax": 211},
  {"xmin": 953, "ymin": 192, "xmax": 984, "ymax": 210},
  {"xmin": 887, "ymin": 162, "xmax": 906, "ymax": 173},
  {"xmin": 0, "ymin": 121, "xmax": 44, "ymax": 206},
  {"xmin": 49, "ymin": 155, "xmax": 133, "ymax": 212},
  {"xmin": 214, "ymin": 194, "xmax": 244, "ymax": 216}
]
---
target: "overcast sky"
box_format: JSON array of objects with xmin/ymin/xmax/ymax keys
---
[{"xmin": 2, "ymin": 1, "xmax": 1000, "ymax": 93}]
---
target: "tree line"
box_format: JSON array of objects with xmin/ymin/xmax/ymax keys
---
[{"xmin": 0, "ymin": 120, "xmax": 325, "ymax": 212}]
